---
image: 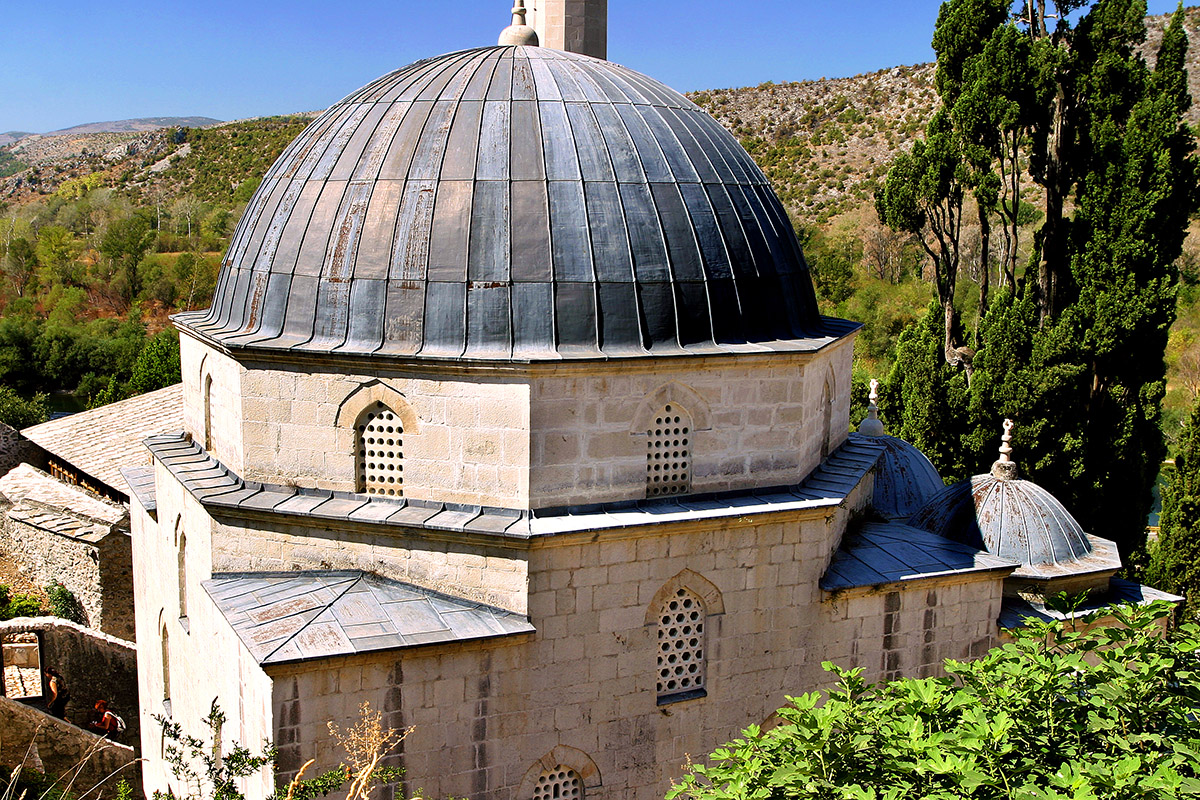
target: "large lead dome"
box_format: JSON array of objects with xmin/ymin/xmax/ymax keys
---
[{"xmin": 181, "ymin": 45, "xmax": 825, "ymax": 360}]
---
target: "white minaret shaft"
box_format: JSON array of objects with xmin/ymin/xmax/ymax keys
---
[{"xmin": 527, "ymin": 0, "xmax": 607, "ymax": 60}]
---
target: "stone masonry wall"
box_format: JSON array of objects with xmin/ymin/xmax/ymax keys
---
[
  {"xmin": 528, "ymin": 337, "xmax": 854, "ymax": 507},
  {"xmin": 181, "ymin": 333, "xmax": 245, "ymax": 473},
  {"xmin": 259, "ymin": 491, "xmax": 1006, "ymax": 800},
  {"xmin": 0, "ymin": 617, "xmax": 140, "ymax": 743},
  {"xmin": 0, "ymin": 695, "xmax": 140, "ymax": 797},
  {"xmin": 129, "ymin": 477, "xmax": 276, "ymax": 800},
  {"xmin": 209, "ymin": 514, "xmax": 529, "ymax": 615},
  {"xmin": 0, "ymin": 512, "xmax": 133, "ymax": 638},
  {"xmin": 179, "ymin": 333, "xmax": 854, "ymax": 511},
  {"xmin": 529, "ymin": 0, "xmax": 608, "ymax": 59}
]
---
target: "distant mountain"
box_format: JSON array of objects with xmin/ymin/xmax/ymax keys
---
[
  {"xmin": 0, "ymin": 117, "xmax": 222, "ymax": 146},
  {"xmin": 43, "ymin": 116, "xmax": 223, "ymax": 136}
]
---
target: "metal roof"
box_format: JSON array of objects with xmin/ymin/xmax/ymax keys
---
[
  {"xmin": 849, "ymin": 432, "xmax": 944, "ymax": 521},
  {"xmin": 998, "ymin": 578, "xmax": 1181, "ymax": 628},
  {"xmin": 22, "ymin": 384, "xmax": 183, "ymax": 496},
  {"xmin": 204, "ymin": 571, "xmax": 534, "ymax": 665},
  {"xmin": 140, "ymin": 431, "xmax": 885, "ymax": 538},
  {"xmin": 178, "ymin": 45, "xmax": 827, "ymax": 361},
  {"xmin": 821, "ymin": 522, "xmax": 1016, "ymax": 593},
  {"xmin": 908, "ymin": 473, "xmax": 1102, "ymax": 571}
]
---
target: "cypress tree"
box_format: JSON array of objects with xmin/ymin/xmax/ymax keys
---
[
  {"xmin": 1146, "ymin": 395, "xmax": 1200, "ymax": 617},
  {"xmin": 880, "ymin": 2, "xmax": 1198, "ymax": 559}
]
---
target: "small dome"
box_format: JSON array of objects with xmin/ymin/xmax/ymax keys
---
[
  {"xmin": 908, "ymin": 473, "xmax": 1093, "ymax": 568},
  {"xmin": 860, "ymin": 434, "xmax": 943, "ymax": 520},
  {"xmin": 180, "ymin": 46, "xmax": 825, "ymax": 361}
]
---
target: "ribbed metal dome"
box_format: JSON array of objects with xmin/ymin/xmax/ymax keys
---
[
  {"xmin": 861, "ymin": 434, "xmax": 943, "ymax": 521},
  {"xmin": 178, "ymin": 45, "xmax": 828, "ymax": 360},
  {"xmin": 908, "ymin": 474, "xmax": 1094, "ymax": 568}
]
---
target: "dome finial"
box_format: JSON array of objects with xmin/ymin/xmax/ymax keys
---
[
  {"xmin": 499, "ymin": 0, "xmax": 540, "ymax": 46},
  {"xmin": 858, "ymin": 378, "xmax": 886, "ymax": 437},
  {"xmin": 991, "ymin": 418, "xmax": 1019, "ymax": 480}
]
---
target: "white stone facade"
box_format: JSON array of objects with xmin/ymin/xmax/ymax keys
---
[
  {"xmin": 178, "ymin": 332, "xmax": 853, "ymax": 511},
  {"xmin": 131, "ymin": 443, "xmax": 1005, "ymax": 800}
]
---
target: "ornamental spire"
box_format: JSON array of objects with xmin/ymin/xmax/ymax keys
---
[
  {"xmin": 499, "ymin": 0, "xmax": 540, "ymax": 46},
  {"xmin": 858, "ymin": 378, "xmax": 886, "ymax": 437},
  {"xmin": 990, "ymin": 419, "xmax": 1019, "ymax": 480}
]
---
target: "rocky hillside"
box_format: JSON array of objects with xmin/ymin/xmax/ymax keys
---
[
  {"xmin": 689, "ymin": 7, "xmax": 1200, "ymax": 229},
  {"xmin": 691, "ymin": 63, "xmax": 937, "ymax": 228},
  {"xmin": 0, "ymin": 114, "xmax": 317, "ymax": 206}
]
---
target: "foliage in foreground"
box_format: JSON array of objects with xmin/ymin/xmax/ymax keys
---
[
  {"xmin": 669, "ymin": 603, "xmax": 1200, "ymax": 800},
  {"xmin": 156, "ymin": 700, "xmax": 408, "ymax": 800}
]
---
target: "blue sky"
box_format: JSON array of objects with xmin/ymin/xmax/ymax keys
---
[{"xmin": 1, "ymin": 0, "xmax": 1187, "ymax": 133}]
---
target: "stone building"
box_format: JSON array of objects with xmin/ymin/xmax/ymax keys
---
[
  {"xmin": 123, "ymin": 5, "xmax": 1174, "ymax": 800},
  {"xmin": 0, "ymin": 464, "xmax": 135, "ymax": 641}
]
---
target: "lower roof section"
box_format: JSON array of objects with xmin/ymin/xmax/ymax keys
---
[
  {"xmin": 821, "ymin": 522, "xmax": 1017, "ymax": 594},
  {"xmin": 141, "ymin": 432, "xmax": 885, "ymax": 538},
  {"xmin": 998, "ymin": 578, "xmax": 1182, "ymax": 629},
  {"xmin": 21, "ymin": 383, "xmax": 183, "ymax": 497},
  {"xmin": 204, "ymin": 570, "xmax": 535, "ymax": 666}
]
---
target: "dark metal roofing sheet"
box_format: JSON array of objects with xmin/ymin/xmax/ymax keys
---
[
  {"xmin": 821, "ymin": 522, "xmax": 1017, "ymax": 593},
  {"xmin": 182, "ymin": 46, "xmax": 829, "ymax": 361}
]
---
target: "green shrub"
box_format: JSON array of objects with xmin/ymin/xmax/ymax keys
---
[
  {"xmin": 45, "ymin": 582, "xmax": 86, "ymax": 625},
  {"xmin": 0, "ymin": 584, "xmax": 45, "ymax": 620},
  {"xmin": 670, "ymin": 602, "xmax": 1200, "ymax": 800}
]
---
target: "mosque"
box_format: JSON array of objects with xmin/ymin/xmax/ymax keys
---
[{"xmin": 121, "ymin": 3, "xmax": 1175, "ymax": 799}]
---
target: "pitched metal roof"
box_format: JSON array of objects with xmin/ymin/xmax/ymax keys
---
[
  {"xmin": 120, "ymin": 466, "xmax": 157, "ymax": 513},
  {"xmin": 177, "ymin": 45, "xmax": 830, "ymax": 361},
  {"xmin": 142, "ymin": 431, "xmax": 885, "ymax": 538},
  {"xmin": 998, "ymin": 578, "xmax": 1181, "ymax": 628},
  {"xmin": 821, "ymin": 522, "xmax": 1017, "ymax": 593},
  {"xmin": 22, "ymin": 384, "xmax": 183, "ymax": 496},
  {"xmin": 203, "ymin": 570, "xmax": 534, "ymax": 664}
]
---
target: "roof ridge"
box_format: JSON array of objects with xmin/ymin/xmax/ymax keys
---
[{"xmin": 259, "ymin": 573, "xmax": 363, "ymax": 664}]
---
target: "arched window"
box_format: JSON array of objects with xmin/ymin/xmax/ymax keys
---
[
  {"xmin": 203, "ymin": 374, "xmax": 213, "ymax": 451},
  {"xmin": 657, "ymin": 586, "xmax": 706, "ymax": 703},
  {"xmin": 820, "ymin": 379, "xmax": 833, "ymax": 458},
  {"xmin": 647, "ymin": 404, "xmax": 691, "ymax": 498},
  {"xmin": 177, "ymin": 530, "xmax": 188, "ymax": 622},
  {"xmin": 532, "ymin": 766, "xmax": 583, "ymax": 800},
  {"xmin": 356, "ymin": 401, "xmax": 403, "ymax": 496},
  {"xmin": 161, "ymin": 620, "xmax": 171, "ymax": 703}
]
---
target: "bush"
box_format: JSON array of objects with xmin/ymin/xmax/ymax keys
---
[
  {"xmin": 0, "ymin": 584, "xmax": 45, "ymax": 620},
  {"xmin": 670, "ymin": 602, "xmax": 1200, "ymax": 800},
  {"xmin": 45, "ymin": 582, "xmax": 86, "ymax": 625}
]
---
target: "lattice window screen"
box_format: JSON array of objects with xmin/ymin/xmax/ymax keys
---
[
  {"xmin": 356, "ymin": 402, "xmax": 403, "ymax": 496},
  {"xmin": 657, "ymin": 586, "xmax": 706, "ymax": 699},
  {"xmin": 647, "ymin": 404, "xmax": 691, "ymax": 497},
  {"xmin": 532, "ymin": 766, "xmax": 583, "ymax": 800}
]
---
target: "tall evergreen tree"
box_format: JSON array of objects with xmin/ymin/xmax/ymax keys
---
[
  {"xmin": 1146, "ymin": 395, "xmax": 1200, "ymax": 617},
  {"xmin": 879, "ymin": 1, "xmax": 1198, "ymax": 559}
]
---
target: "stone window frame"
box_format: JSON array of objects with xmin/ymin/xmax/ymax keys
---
[
  {"xmin": 631, "ymin": 382, "xmax": 712, "ymax": 499},
  {"xmin": 820, "ymin": 373, "xmax": 834, "ymax": 459},
  {"xmin": 335, "ymin": 381, "xmax": 421, "ymax": 496},
  {"xmin": 646, "ymin": 569, "xmax": 724, "ymax": 705},
  {"xmin": 198, "ymin": 353, "xmax": 213, "ymax": 453},
  {"xmin": 159, "ymin": 610, "xmax": 171, "ymax": 710},
  {"xmin": 516, "ymin": 746, "xmax": 601, "ymax": 800},
  {"xmin": 175, "ymin": 516, "xmax": 188, "ymax": 629}
]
